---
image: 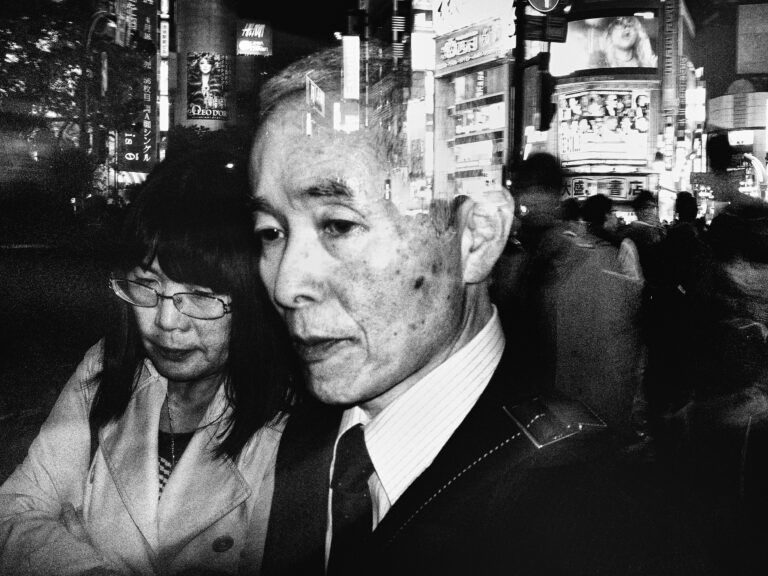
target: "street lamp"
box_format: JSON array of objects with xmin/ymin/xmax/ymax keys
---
[{"xmin": 79, "ymin": 10, "xmax": 117, "ymax": 152}]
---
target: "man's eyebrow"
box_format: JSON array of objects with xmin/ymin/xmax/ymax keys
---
[
  {"xmin": 303, "ymin": 179, "xmax": 354, "ymax": 199},
  {"xmin": 251, "ymin": 179, "xmax": 356, "ymax": 215},
  {"xmin": 251, "ymin": 196, "xmax": 277, "ymax": 214}
]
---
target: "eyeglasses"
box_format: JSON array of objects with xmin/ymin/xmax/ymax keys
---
[{"xmin": 109, "ymin": 277, "xmax": 231, "ymax": 320}]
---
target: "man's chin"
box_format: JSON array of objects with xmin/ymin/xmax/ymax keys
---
[{"xmin": 307, "ymin": 378, "xmax": 362, "ymax": 407}]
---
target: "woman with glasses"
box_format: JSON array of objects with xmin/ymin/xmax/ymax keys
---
[{"xmin": 0, "ymin": 149, "xmax": 299, "ymax": 575}]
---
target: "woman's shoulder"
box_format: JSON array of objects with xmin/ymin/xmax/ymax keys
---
[
  {"xmin": 67, "ymin": 340, "xmax": 105, "ymax": 394},
  {"xmin": 235, "ymin": 414, "xmax": 287, "ymax": 468}
]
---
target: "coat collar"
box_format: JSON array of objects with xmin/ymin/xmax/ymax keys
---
[{"xmin": 98, "ymin": 363, "xmax": 250, "ymax": 555}]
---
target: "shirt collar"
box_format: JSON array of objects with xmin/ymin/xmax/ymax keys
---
[{"xmin": 337, "ymin": 307, "xmax": 505, "ymax": 506}]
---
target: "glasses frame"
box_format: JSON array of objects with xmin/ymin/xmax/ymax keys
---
[{"xmin": 109, "ymin": 276, "xmax": 232, "ymax": 320}]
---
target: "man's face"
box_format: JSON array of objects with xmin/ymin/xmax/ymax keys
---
[{"xmin": 251, "ymin": 100, "xmax": 465, "ymax": 415}]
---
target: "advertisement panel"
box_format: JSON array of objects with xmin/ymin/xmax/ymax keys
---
[
  {"xmin": 237, "ymin": 21, "xmax": 272, "ymax": 56},
  {"xmin": 550, "ymin": 15, "xmax": 659, "ymax": 77},
  {"xmin": 737, "ymin": 4, "xmax": 768, "ymax": 75},
  {"xmin": 455, "ymin": 101, "xmax": 505, "ymax": 136},
  {"xmin": 435, "ymin": 19, "xmax": 508, "ymax": 78},
  {"xmin": 433, "ymin": 0, "xmax": 514, "ymax": 36},
  {"xmin": 187, "ymin": 52, "xmax": 232, "ymax": 120},
  {"xmin": 558, "ymin": 89, "xmax": 651, "ymax": 165}
]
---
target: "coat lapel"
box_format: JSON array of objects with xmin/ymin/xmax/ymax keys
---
[
  {"xmin": 157, "ymin": 388, "xmax": 251, "ymax": 555},
  {"xmin": 98, "ymin": 366, "xmax": 165, "ymax": 552},
  {"xmin": 261, "ymin": 401, "xmax": 343, "ymax": 576}
]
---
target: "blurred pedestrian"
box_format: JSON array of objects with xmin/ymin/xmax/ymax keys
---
[
  {"xmin": 0, "ymin": 149, "xmax": 299, "ymax": 575},
  {"xmin": 508, "ymin": 153, "xmax": 579, "ymax": 389},
  {"xmin": 682, "ymin": 201, "xmax": 768, "ymax": 576},
  {"xmin": 551, "ymin": 193, "xmax": 645, "ymax": 432}
]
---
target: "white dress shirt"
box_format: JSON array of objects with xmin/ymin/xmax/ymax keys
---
[{"xmin": 325, "ymin": 307, "xmax": 505, "ymax": 563}]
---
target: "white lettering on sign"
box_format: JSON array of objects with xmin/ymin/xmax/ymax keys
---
[
  {"xmin": 189, "ymin": 104, "xmax": 228, "ymax": 118},
  {"xmin": 242, "ymin": 23, "xmax": 266, "ymax": 38},
  {"xmin": 440, "ymin": 31, "xmax": 479, "ymax": 61}
]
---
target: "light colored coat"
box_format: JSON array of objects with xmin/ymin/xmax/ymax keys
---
[{"xmin": 0, "ymin": 343, "xmax": 280, "ymax": 575}]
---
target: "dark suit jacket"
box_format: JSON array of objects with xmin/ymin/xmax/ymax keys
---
[{"xmin": 261, "ymin": 357, "xmax": 715, "ymax": 576}]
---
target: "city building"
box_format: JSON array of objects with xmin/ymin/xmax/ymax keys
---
[{"xmin": 696, "ymin": 0, "xmax": 768, "ymax": 200}]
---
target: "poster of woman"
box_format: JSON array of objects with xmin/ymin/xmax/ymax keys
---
[{"xmin": 187, "ymin": 52, "xmax": 231, "ymax": 120}]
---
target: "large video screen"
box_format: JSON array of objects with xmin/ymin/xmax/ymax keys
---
[{"xmin": 550, "ymin": 15, "xmax": 659, "ymax": 77}]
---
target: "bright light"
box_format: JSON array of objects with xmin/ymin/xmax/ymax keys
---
[
  {"xmin": 634, "ymin": 12, "xmax": 654, "ymax": 19},
  {"xmin": 333, "ymin": 31, "xmax": 343, "ymax": 41}
]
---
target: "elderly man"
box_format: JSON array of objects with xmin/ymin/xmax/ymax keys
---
[{"xmin": 248, "ymin": 48, "xmax": 713, "ymax": 576}]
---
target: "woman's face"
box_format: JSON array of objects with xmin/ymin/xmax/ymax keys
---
[
  {"xmin": 610, "ymin": 17, "xmax": 639, "ymax": 49},
  {"xmin": 199, "ymin": 58, "xmax": 212, "ymax": 74},
  {"xmin": 128, "ymin": 258, "xmax": 232, "ymax": 386}
]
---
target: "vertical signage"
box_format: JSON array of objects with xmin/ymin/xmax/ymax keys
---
[
  {"xmin": 662, "ymin": 0, "xmax": 679, "ymax": 115},
  {"xmin": 138, "ymin": 0, "xmax": 157, "ymax": 168},
  {"xmin": 117, "ymin": 0, "xmax": 157, "ymax": 172},
  {"xmin": 342, "ymin": 35, "xmax": 360, "ymax": 100},
  {"xmin": 159, "ymin": 20, "xmax": 170, "ymax": 57},
  {"xmin": 306, "ymin": 75, "xmax": 326, "ymax": 117}
]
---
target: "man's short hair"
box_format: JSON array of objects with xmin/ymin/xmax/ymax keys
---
[
  {"xmin": 631, "ymin": 189, "xmax": 656, "ymax": 213},
  {"xmin": 256, "ymin": 43, "xmax": 459, "ymax": 232},
  {"xmin": 582, "ymin": 193, "xmax": 613, "ymax": 226},
  {"xmin": 675, "ymin": 192, "xmax": 698, "ymax": 222},
  {"xmin": 706, "ymin": 132, "xmax": 733, "ymax": 172},
  {"xmin": 514, "ymin": 153, "xmax": 564, "ymax": 193}
]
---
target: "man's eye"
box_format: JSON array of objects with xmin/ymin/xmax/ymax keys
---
[
  {"xmin": 255, "ymin": 228, "xmax": 285, "ymax": 243},
  {"xmin": 322, "ymin": 220, "xmax": 358, "ymax": 237}
]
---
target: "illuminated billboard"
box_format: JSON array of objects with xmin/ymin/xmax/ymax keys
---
[
  {"xmin": 435, "ymin": 19, "xmax": 510, "ymax": 77},
  {"xmin": 550, "ymin": 15, "xmax": 659, "ymax": 77},
  {"xmin": 187, "ymin": 52, "xmax": 232, "ymax": 120},
  {"xmin": 558, "ymin": 89, "xmax": 651, "ymax": 166},
  {"xmin": 454, "ymin": 101, "xmax": 505, "ymax": 136},
  {"xmin": 237, "ymin": 21, "xmax": 272, "ymax": 56}
]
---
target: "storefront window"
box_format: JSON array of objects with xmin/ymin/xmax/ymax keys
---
[{"xmin": 454, "ymin": 65, "xmax": 504, "ymax": 102}]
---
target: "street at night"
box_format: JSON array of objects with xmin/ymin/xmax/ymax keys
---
[{"xmin": 2, "ymin": 0, "xmax": 768, "ymax": 575}]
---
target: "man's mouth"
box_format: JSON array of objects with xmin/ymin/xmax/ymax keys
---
[{"xmin": 292, "ymin": 336, "xmax": 351, "ymax": 363}]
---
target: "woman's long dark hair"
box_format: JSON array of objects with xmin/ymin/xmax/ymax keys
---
[{"xmin": 89, "ymin": 148, "xmax": 299, "ymax": 460}]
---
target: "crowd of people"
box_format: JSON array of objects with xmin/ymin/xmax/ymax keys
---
[
  {"xmin": 492, "ymin": 151, "xmax": 768, "ymax": 574},
  {"xmin": 1, "ymin": 44, "xmax": 767, "ymax": 576}
]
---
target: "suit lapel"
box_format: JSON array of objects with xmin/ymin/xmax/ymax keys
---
[
  {"xmin": 261, "ymin": 402, "xmax": 343, "ymax": 576},
  {"xmin": 372, "ymin": 356, "xmax": 536, "ymax": 546}
]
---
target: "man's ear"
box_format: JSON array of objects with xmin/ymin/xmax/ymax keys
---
[{"xmin": 459, "ymin": 189, "xmax": 514, "ymax": 284}]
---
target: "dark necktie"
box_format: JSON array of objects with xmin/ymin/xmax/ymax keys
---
[{"xmin": 327, "ymin": 424, "xmax": 375, "ymax": 576}]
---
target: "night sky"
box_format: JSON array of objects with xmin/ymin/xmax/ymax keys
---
[{"xmin": 232, "ymin": 0, "xmax": 350, "ymax": 43}]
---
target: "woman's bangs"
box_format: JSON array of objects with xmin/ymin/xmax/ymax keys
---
[{"xmin": 154, "ymin": 230, "xmax": 234, "ymax": 294}]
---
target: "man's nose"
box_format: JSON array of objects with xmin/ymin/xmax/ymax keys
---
[
  {"xmin": 271, "ymin": 233, "xmax": 325, "ymax": 310},
  {"xmin": 154, "ymin": 294, "xmax": 187, "ymax": 330}
]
